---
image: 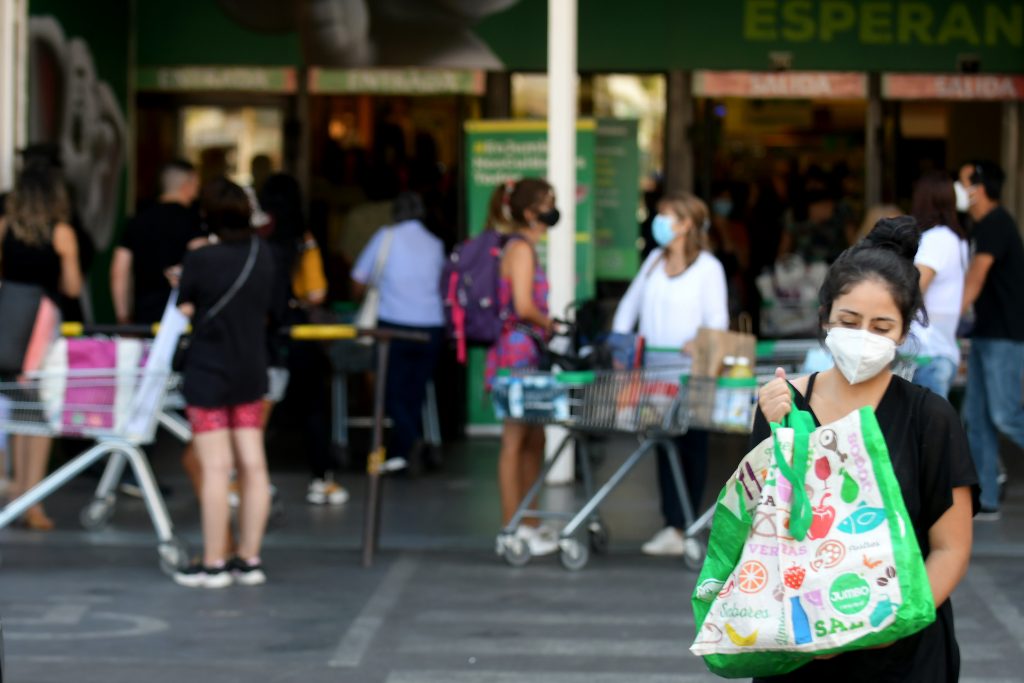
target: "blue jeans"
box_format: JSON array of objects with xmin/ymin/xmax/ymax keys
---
[
  {"xmin": 964, "ymin": 339, "xmax": 1024, "ymax": 509},
  {"xmin": 912, "ymin": 357, "xmax": 957, "ymax": 398}
]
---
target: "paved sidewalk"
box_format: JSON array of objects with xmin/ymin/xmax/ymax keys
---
[{"xmin": 1, "ymin": 433, "xmax": 1022, "ymax": 682}]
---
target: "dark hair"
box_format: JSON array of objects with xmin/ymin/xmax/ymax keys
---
[
  {"xmin": 201, "ymin": 176, "xmax": 251, "ymax": 241},
  {"xmin": 258, "ymin": 172, "xmax": 304, "ymax": 247},
  {"xmin": 911, "ymin": 170, "xmax": 963, "ymax": 237},
  {"xmin": 392, "ymin": 191, "xmax": 425, "ymax": 223},
  {"xmin": 485, "ymin": 178, "xmax": 554, "ymax": 231},
  {"xmin": 969, "ymin": 160, "xmax": 1005, "ymax": 202},
  {"xmin": 818, "ymin": 216, "xmax": 926, "ymax": 338},
  {"xmin": 5, "ymin": 162, "xmax": 70, "ymax": 246}
]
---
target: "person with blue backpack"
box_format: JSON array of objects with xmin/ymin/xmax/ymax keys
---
[{"xmin": 477, "ymin": 178, "xmax": 562, "ymax": 557}]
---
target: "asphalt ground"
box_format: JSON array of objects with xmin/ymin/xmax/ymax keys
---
[{"xmin": 1, "ymin": 431, "xmax": 1022, "ymax": 682}]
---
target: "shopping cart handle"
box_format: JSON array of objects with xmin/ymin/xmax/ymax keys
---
[
  {"xmin": 288, "ymin": 324, "xmax": 359, "ymax": 340},
  {"xmin": 60, "ymin": 322, "xmax": 177, "ymax": 337},
  {"xmin": 60, "ymin": 322, "xmax": 428, "ymax": 343}
]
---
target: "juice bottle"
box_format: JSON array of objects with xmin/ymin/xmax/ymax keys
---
[
  {"xmin": 712, "ymin": 356, "xmax": 735, "ymax": 428},
  {"xmin": 727, "ymin": 357, "xmax": 756, "ymax": 429}
]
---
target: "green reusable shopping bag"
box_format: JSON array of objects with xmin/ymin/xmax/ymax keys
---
[{"xmin": 690, "ymin": 401, "xmax": 935, "ymax": 678}]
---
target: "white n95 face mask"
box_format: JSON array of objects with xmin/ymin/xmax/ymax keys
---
[
  {"xmin": 954, "ymin": 181, "xmax": 971, "ymax": 212},
  {"xmin": 825, "ymin": 327, "xmax": 897, "ymax": 385}
]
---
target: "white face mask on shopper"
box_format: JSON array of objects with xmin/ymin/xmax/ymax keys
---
[
  {"xmin": 953, "ymin": 181, "xmax": 972, "ymax": 212},
  {"xmin": 825, "ymin": 327, "xmax": 897, "ymax": 385}
]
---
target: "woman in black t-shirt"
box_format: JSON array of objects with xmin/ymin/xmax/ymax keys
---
[
  {"xmin": 753, "ymin": 217, "xmax": 977, "ymax": 683},
  {"xmin": 173, "ymin": 178, "xmax": 274, "ymax": 589}
]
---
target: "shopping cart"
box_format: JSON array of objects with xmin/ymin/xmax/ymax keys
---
[
  {"xmin": 0, "ymin": 330, "xmax": 189, "ymax": 575},
  {"xmin": 493, "ymin": 366, "xmax": 754, "ymax": 571}
]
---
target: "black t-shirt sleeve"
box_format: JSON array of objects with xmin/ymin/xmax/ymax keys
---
[
  {"xmin": 916, "ymin": 391, "xmax": 979, "ymax": 530},
  {"xmin": 119, "ymin": 218, "xmax": 138, "ymax": 251},
  {"xmin": 973, "ymin": 216, "xmax": 1008, "ymax": 259},
  {"xmin": 750, "ymin": 406, "xmax": 771, "ymax": 449},
  {"xmin": 178, "ymin": 250, "xmax": 200, "ymax": 306}
]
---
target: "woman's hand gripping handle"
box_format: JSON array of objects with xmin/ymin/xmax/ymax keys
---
[{"xmin": 758, "ymin": 367, "xmax": 793, "ymax": 424}]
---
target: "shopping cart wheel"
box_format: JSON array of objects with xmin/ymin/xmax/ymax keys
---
[
  {"xmin": 682, "ymin": 537, "xmax": 705, "ymax": 571},
  {"xmin": 79, "ymin": 498, "xmax": 115, "ymax": 531},
  {"xmin": 496, "ymin": 533, "xmax": 531, "ymax": 567},
  {"xmin": 559, "ymin": 537, "xmax": 590, "ymax": 571},
  {"xmin": 588, "ymin": 521, "xmax": 610, "ymax": 555},
  {"xmin": 157, "ymin": 537, "xmax": 190, "ymax": 576}
]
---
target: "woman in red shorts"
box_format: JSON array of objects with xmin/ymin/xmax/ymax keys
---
[{"xmin": 174, "ymin": 178, "xmax": 275, "ymax": 588}]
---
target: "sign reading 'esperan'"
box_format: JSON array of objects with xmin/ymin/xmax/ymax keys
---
[{"xmin": 744, "ymin": 0, "xmax": 1022, "ymax": 47}]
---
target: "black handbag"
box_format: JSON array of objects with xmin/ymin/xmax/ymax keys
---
[{"xmin": 0, "ymin": 281, "xmax": 46, "ymax": 374}]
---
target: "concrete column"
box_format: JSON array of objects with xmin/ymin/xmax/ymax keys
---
[
  {"xmin": 664, "ymin": 70, "xmax": 693, "ymax": 195},
  {"xmin": 0, "ymin": 0, "xmax": 27, "ymax": 190},
  {"xmin": 545, "ymin": 0, "xmax": 577, "ymax": 486},
  {"xmin": 865, "ymin": 73, "xmax": 882, "ymax": 209}
]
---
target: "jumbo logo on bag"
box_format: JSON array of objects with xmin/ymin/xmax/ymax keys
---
[{"xmin": 829, "ymin": 573, "xmax": 871, "ymax": 614}]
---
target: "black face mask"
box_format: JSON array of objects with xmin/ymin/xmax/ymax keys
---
[{"xmin": 536, "ymin": 207, "xmax": 561, "ymax": 227}]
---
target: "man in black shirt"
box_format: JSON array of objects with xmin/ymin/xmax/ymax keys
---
[
  {"xmin": 961, "ymin": 161, "xmax": 1024, "ymax": 519},
  {"xmin": 110, "ymin": 160, "xmax": 203, "ymax": 324}
]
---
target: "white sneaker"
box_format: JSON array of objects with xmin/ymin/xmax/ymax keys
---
[
  {"xmin": 641, "ymin": 527, "xmax": 686, "ymax": 556},
  {"xmin": 516, "ymin": 525, "xmax": 559, "ymax": 556},
  {"xmin": 306, "ymin": 476, "xmax": 350, "ymax": 505}
]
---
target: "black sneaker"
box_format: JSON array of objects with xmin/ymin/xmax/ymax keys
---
[
  {"xmin": 976, "ymin": 507, "xmax": 1001, "ymax": 522},
  {"xmin": 173, "ymin": 561, "xmax": 233, "ymax": 588},
  {"xmin": 228, "ymin": 557, "xmax": 267, "ymax": 586}
]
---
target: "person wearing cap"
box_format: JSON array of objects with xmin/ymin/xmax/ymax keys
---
[{"xmin": 352, "ymin": 192, "xmax": 446, "ymax": 474}]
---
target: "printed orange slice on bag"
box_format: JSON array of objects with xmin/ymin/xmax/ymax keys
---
[{"xmin": 738, "ymin": 560, "xmax": 768, "ymax": 594}]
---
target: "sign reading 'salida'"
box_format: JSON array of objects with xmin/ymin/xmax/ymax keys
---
[{"xmin": 693, "ymin": 71, "xmax": 1024, "ymax": 100}]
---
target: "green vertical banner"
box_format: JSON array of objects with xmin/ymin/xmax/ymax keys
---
[
  {"xmin": 463, "ymin": 119, "xmax": 596, "ymax": 426},
  {"xmin": 594, "ymin": 119, "xmax": 640, "ymax": 281}
]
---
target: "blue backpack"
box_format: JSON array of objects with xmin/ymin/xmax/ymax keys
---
[{"xmin": 441, "ymin": 229, "xmax": 511, "ymax": 363}]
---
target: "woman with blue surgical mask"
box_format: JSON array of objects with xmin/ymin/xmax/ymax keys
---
[
  {"xmin": 612, "ymin": 194, "xmax": 728, "ymax": 557},
  {"xmin": 752, "ymin": 216, "xmax": 976, "ymax": 682}
]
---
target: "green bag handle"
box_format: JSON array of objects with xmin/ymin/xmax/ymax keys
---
[{"xmin": 769, "ymin": 385, "xmax": 816, "ymax": 541}]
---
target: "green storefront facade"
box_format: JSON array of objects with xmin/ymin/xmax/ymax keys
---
[{"xmin": 19, "ymin": 0, "xmax": 1024, "ymax": 429}]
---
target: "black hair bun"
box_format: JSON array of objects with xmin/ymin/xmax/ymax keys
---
[{"xmin": 864, "ymin": 215, "xmax": 919, "ymax": 261}]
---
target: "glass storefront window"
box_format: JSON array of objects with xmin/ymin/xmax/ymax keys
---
[
  {"xmin": 179, "ymin": 106, "xmax": 283, "ymax": 186},
  {"xmin": 510, "ymin": 73, "xmax": 666, "ymax": 184}
]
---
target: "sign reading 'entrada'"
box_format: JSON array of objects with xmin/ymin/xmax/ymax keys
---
[{"xmin": 743, "ymin": 0, "xmax": 1021, "ymax": 47}]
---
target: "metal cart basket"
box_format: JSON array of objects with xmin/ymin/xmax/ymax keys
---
[
  {"xmin": 0, "ymin": 336, "xmax": 189, "ymax": 575},
  {"xmin": 493, "ymin": 366, "xmax": 753, "ymax": 571}
]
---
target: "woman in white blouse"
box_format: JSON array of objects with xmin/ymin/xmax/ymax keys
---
[{"xmin": 612, "ymin": 193, "xmax": 728, "ymax": 556}]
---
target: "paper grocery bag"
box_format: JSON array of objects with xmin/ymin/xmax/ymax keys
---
[{"xmin": 691, "ymin": 324, "xmax": 757, "ymax": 378}]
